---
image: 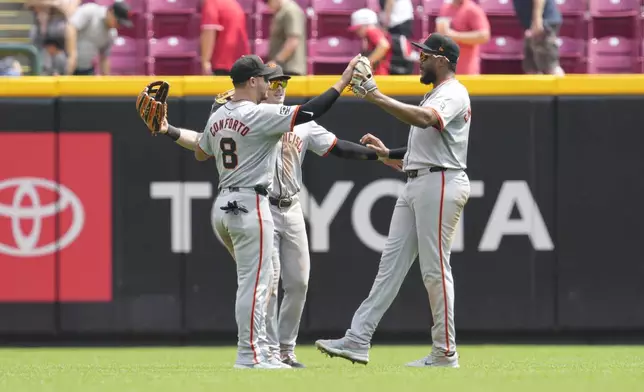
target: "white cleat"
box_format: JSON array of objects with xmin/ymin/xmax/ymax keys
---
[
  {"xmin": 233, "ymin": 359, "xmax": 292, "ymax": 369},
  {"xmin": 315, "ymin": 338, "xmax": 370, "ymax": 365},
  {"xmin": 267, "ymin": 356, "xmax": 293, "ymax": 368},
  {"xmin": 405, "ymin": 353, "xmax": 460, "ymax": 368}
]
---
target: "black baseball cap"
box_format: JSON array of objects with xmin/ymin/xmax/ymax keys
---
[
  {"xmin": 411, "ymin": 33, "xmax": 460, "ymax": 64},
  {"xmin": 230, "ymin": 55, "xmax": 274, "ymax": 84},
  {"xmin": 111, "ymin": 1, "xmax": 133, "ymax": 28},
  {"xmin": 267, "ymin": 64, "xmax": 291, "ymax": 81}
]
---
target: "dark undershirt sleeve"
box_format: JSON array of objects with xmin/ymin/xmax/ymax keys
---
[
  {"xmin": 328, "ymin": 139, "xmax": 379, "ymax": 160},
  {"xmin": 293, "ymin": 88, "xmax": 341, "ymax": 125},
  {"xmin": 388, "ymin": 147, "xmax": 407, "ymax": 159}
]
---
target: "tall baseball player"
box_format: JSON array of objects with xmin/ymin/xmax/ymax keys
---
[
  {"xmin": 144, "ymin": 65, "xmax": 400, "ymax": 368},
  {"xmin": 315, "ymin": 33, "xmax": 472, "ymax": 368},
  {"xmin": 136, "ymin": 54, "xmax": 361, "ymax": 369}
]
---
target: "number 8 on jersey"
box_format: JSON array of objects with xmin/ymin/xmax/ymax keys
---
[{"xmin": 221, "ymin": 138, "xmax": 238, "ymax": 169}]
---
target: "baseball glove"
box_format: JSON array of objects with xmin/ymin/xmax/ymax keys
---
[
  {"xmin": 136, "ymin": 80, "xmax": 170, "ymax": 135},
  {"xmin": 350, "ymin": 56, "xmax": 378, "ymax": 98},
  {"xmin": 210, "ymin": 88, "xmax": 234, "ymax": 114}
]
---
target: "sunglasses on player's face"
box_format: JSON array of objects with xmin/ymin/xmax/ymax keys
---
[
  {"xmin": 420, "ymin": 51, "xmax": 449, "ymax": 63},
  {"xmin": 269, "ymin": 79, "xmax": 289, "ymax": 89}
]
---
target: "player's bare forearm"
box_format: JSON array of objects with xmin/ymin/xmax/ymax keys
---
[
  {"xmin": 165, "ymin": 125, "xmax": 202, "ymax": 151},
  {"xmin": 331, "ymin": 80, "xmax": 348, "ymax": 93},
  {"xmin": 329, "ymin": 139, "xmax": 379, "ymax": 160},
  {"xmin": 176, "ymin": 129, "xmax": 202, "ymax": 151},
  {"xmin": 366, "ymin": 90, "xmax": 439, "ymax": 128}
]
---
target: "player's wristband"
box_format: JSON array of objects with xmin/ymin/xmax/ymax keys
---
[{"xmin": 166, "ymin": 124, "xmax": 180, "ymax": 141}]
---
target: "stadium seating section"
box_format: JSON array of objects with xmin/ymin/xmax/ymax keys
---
[{"xmin": 82, "ymin": 0, "xmax": 644, "ymax": 75}]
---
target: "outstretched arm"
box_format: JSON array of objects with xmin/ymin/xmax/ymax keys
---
[
  {"xmin": 291, "ymin": 55, "xmax": 361, "ymax": 126},
  {"xmin": 155, "ymin": 120, "xmax": 211, "ymax": 161},
  {"xmin": 328, "ymin": 139, "xmax": 404, "ymax": 171},
  {"xmin": 163, "ymin": 124, "xmax": 203, "ymax": 151},
  {"xmin": 365, "ymin": 90, "xmax": 440, "ymax": 129},
  {"xmin": 359, "ymin": 133, "xmax": 405, "ymax": 172},
  {"xmin": 328, "ymin": 139, "xmax": 379, "ymax": 160}
]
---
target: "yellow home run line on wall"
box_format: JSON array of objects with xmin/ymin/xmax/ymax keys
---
[{"xmin": 1, "ymin": 75, "xmax": 644, "ymax": 97}]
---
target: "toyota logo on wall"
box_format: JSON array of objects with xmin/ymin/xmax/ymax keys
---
[{"xmin": 0, "ymin": 177, "xmax": 85, "ymax": 257}]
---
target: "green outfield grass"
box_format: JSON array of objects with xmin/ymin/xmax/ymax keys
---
[{"xmin": 0, "ymin": 345, "xmax": 642, "ymax": 392}]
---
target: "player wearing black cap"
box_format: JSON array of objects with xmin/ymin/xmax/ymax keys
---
[
  {"xmin": 316, "ymin": 33, "xmax": 472, "ymax": 369},
  {"xmin": 192, "ymin": 54, "xmax": 360, "ymax": 369}
]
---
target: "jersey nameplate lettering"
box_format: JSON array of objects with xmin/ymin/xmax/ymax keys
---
[{"xmin": 210, "ymin": 118, "xmax": 250, "ymax": 136}]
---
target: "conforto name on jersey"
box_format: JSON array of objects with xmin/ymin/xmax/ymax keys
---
[{"xmin": 209, "ymin": 118, "xmax": 250, "ymax": 136}]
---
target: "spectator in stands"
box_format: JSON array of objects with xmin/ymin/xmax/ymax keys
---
[
  {"xmin": 200, "ymin": 0, "xmax": 250, "ymax": 76},
  {"xmin": 0, "ymin": 57, "xmax": 23, "ymax": 77},
  {"xmin": 265, "ymin": 0, "xmax": 307, "ymax": 76},
  {"xmin": 349, "ymin": 9, "xmax": 392, "ymax": 76},
  {"xmin": 42, "ymin": 35, "xmax": 67, "ymax": 75},
  {"xmin": 512, "ymin": 0, "xmax": 564, "ymax": 75},
  {"xmin": 65, "ymin": 1, "xmax": 132, "ymax": 75},
  {"xmin": 27, "ymin": 0, "xmax": 79, "ymax": 50},
  {"xmin": 436, "ymin": 0, "xmax": 490, "ymax": 75},
  {"xmin": 379, "ymin": 0, "xmax": 414, "ymax": 38}
]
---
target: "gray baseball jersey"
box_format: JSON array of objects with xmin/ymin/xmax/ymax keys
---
[
  {"xmin": 270, "ymin": 121, "xmax": 338, "ymax": 199},
  {"xmin": 340, "ymin": 79, "xmax": 472, "ymax": 360},
  {"xmin": 198, "ymin": 101, "xmax": 300, "ymax": 189},
  {"xmin": 200, "ymin": 99, "xmax": 301, "ymax": 367},
  {"xmin": 264, "ymin": 121, "xmax": 337, "ymax": 361},
  {"xmin": 403, "ymin": 79, "xmax": 471, "ymax": 171}
]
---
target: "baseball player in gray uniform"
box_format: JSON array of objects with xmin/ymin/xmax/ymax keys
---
[
  {"xmin": 258, "ymin": 66, "xmax": 401, "ymax": 368},
  {"xmin": 153, "ymin": 65, "xmax": 400, "ymax": 368},
  {"xmin": 144, "ymin": 55, "xmax": 360, "ymax": 369},
  {"xmin": 315, "ymin": 33, "xmax": 471, "ymax": 368}
]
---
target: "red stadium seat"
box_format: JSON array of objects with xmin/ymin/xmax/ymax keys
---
[
  {"xmin": 147, "ymin": 36, "xmax": 199, "ymax": 75},
  {"xmin": 308, "ymin": 36, "xmax": 361, "ymax": 74},
  {"xmin": 588, "ymin": 36, "xmax": 638, "ymax": 73}
]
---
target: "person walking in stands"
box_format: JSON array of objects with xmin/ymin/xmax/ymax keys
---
[
  {"xmin": 65, "ymin": 0, "xmax": 132, "ymax": 75},
  {"xmin": 265, "ymin": 0, "xmax": 307, "ymax": 76},
  {"xmin": 436, "ymin": 0, "xmax": 490, "ymax": 75},
  {"xmin": 512, "ymin": 0, "xmax": 565, "ymax": 75},
  {"xmin": 200, "ymin": 0, "xmax": 250, "ymax": 75}
]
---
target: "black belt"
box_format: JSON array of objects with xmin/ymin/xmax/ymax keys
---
[
  {"xmin": 269, "ymin": 197, "xmax": 292, "ymax": 208},
  {"xmin": 406, "ymin": 167, "xmax": 447, "ymax": 179},
  {"xmin": 219, "ymin": 185, "xmax": 268, "ymax": 196}
]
